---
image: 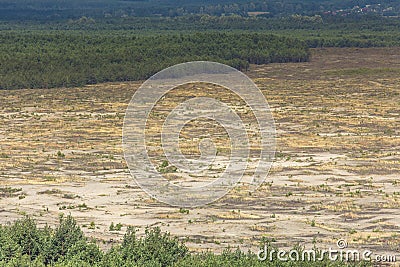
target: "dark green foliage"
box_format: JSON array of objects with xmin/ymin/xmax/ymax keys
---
[
  {"xmin": 0, "ymin": 12, "xmax": 399, "ymax": 90},
  {"xmin": 175, "ymin": 250, "xmax": 368, "ymax": 266},
  {"xmin": 109, "ymin": 222, "xmax": 122, "ymax": 231},
  {"xmin": 47, "ymin": 214, "xmax": 86, "ymax": 263},
  {"xmin": 0, "ymin": 0, "xmax": 399, "ymax": 20},
  {"xmin": 9, "ymin": 217, "xmax": 43, "ymax": 260},
  {"xmin": 0, "ymin": 32, "xmax": 309, "ymax": 89},
  {"xmin": 103, "ymin": 226, "xmax": 188, "ymax": 266},
  {"xmin": 0, "ymin": 215, "xmax": 188, "ymax": 266},
  {"xmin": 62, "ymin": 240, "xmax": 103, "ymax": 265},
  {"xmin": 0, "ymin": 215, "xmax": 371, "ymax": 266}
]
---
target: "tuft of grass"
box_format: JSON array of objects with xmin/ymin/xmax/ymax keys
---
[
  {"xmin": 89, "ymin": 221, "xmax": 95, "ymax": 229},
  {"xmin": 56, "ymin": 151, "xmax": 65, "ymax": 158},
  {"xmin": 109, "ymin": 222, "xmax": 123, "ymax": 231},
  {"xmin": 37, "ymin": 189, "xmax": 62, "ymax": 195},
  {"xmin": 179, "ymin": 208, "xmax": 190, "ymax": 214},
  {"xmin": 62, "ymin": 193, "xmax": 79, "ymax": 199},
  {"xmin": 157, "ymin": 160, "xmax": 178, "ymax": 173},
  {"xmin": 0, "ymin": 153, "xmax": 9, "ymax": 158}
]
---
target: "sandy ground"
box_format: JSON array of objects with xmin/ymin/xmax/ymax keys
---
[{"xmin": 0, "ymin": 47, "xmax": 399, "ymax": 263}]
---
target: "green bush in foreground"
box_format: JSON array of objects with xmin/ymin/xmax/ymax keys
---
[{"xmin": 0, "ymin": 215, "xmax": 369, "ymax": 266}]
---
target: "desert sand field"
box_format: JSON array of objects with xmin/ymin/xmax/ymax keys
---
[{"xmin": 0, "ymin": 48, "xmax": 399, "ymax": 259}]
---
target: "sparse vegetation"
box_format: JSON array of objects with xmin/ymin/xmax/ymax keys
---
[
  {"xmin": 179, "ymin": 208, "xmax": 190, "ymax": 214},
  {"xmin": 158, "ymin": 160, "xmax": 179, "ymax": 174},
  {"xmin": 109, "ymin": 222, "xmax": 123, "ymax": 231},
  {"xmin": 0, "ymin": 38, "xmax": 398, "ymax": 265},
  {"xmin": 0, "ymin": 187, "xmax": 23, "ymax": 198},
  {"xmin": 38, "ymin": 189, "xmax": 62, "ymax": 195}
]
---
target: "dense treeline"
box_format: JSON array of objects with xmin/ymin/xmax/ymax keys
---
[
  {"xmin": 1, "ymin": 14, "xmax": 399, "ymax": 90},
  {"xmin": 2, "ymin": 15, "xmax": 399, "ymax": 44},
  {"xmin": 0, "ymin": 0, "xmax": 399, "ymax": 20},
  {"xmin": 0, "ymin": 32, "xmax": 309, "ymax": 89},
  {"xmin": 5, "ymin": 13, "xmax": 399, "ymax": 32},
  {"xmin": 0, "ymin": 215, "xmax": 368, "ymax": 266}
]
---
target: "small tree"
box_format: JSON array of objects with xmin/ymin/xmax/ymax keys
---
[{"xmin": 47, "ymin": 214, "xmax": 85, "ymax": 264}]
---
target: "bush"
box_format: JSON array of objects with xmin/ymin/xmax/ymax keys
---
[
  {"xmin": 46, "ymin": 214, "xmax": 86, "ymax": 264},
  {"xmin": 0, "ymin": 215, "xmax": 369, "ymax": 266}
]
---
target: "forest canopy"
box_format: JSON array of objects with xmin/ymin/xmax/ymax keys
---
[
  {"xmin": 0, "ymin": 2, "xmax": 399, "ymax": 90},
  {"xmin": 0, "ymin": 32, "xmax": 310, "ymax": 89},
  {"xmin": 0, "ymin": 0, "xmax": 399, "ymax": 20}
]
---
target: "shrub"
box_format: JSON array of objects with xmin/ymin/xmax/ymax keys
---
[
  {"xmin": 46, "ymin": 214, "xmax": 86, "ymax": 264},
  {"xmin": 0, "ymin": 215, "xmax": 370, "ymax": 266}
]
